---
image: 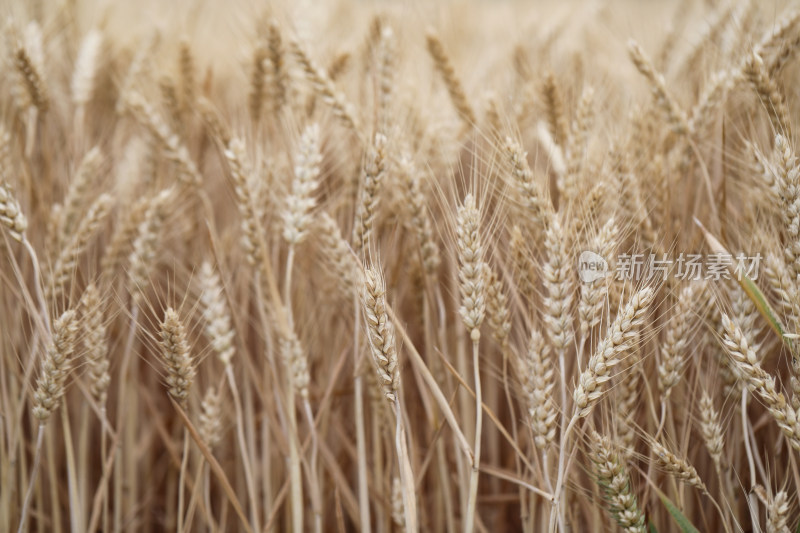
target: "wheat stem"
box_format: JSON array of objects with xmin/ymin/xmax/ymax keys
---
[{"xmin": 17, "ymin": 425, "xmax": 44, "ymax": 533}]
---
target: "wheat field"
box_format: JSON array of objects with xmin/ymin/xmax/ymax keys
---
[{"xmin": 2, "ymin": 0, "xmax": 800, "ymax": 531}]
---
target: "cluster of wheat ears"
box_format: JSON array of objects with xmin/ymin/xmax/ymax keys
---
[{"xmin": 4, "ymin": 0, "xmax": 800, "ymax": 531}]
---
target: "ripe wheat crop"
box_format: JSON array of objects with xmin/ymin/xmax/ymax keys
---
[{"xmin": 2, "ymin": 0, "xmax": 800, "ymax": 531}]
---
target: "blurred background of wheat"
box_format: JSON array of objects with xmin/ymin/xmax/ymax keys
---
[{"xmin": 1, "ymin": 0, "xmax": 800, "ymax": 531}]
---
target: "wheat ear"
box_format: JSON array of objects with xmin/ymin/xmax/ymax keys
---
[
  {"xmin": 58, "ymin": 147, "xmax": 104, "ymax": 244},
  {"xmin": 564, "ymin": 85, "xmax": 595, "ymax": 199},
  {"xmin": 658, "ymin": 284, "xmax": 697, "ymax": 400},
  {"xmin": 178, "ymin": 39, "xmax": 195, "ymax": 111},
  {"xmin": 541, "ymin": 71, "xmax": 568, "ymax": 148},
  {"xmin": 267, "ymin": 19, "xmax": 287, "ymax": 113},
  {"xmin": 352, "ymin": 132, "xmax": 387, "ymax": 255},
  {"xmin": 362, "ymin": 266, "xmax": 400, "ymax": 401},
  {"xmin": 224, "ymin": 138, "xmax": 267, "ymax": 268},
  {"xmin": 699, "ymin": 391, "xmax": 724, "ymax": 473},
  {"xmin": 745, "ymin": 52, "xmax": 792, "ymax": 140},
  {"xmin": 128, "ymin": 189, "xmax": 172, "ymax": 302},
  {"xmin": 12, "ymin": 34, "xmax": 48, "ymax": 113},
  {"xmin": 509, "ymin": 225, "xmax": 537, "ymax": 306},
  {"xmin": 282, "ymin": 123, "xmax": 322, "ymax": 245},
  {"xmin": 588, "ymin": 431, "xmax": 646, "ymax": 533},
  {"xmin": 124, "ymin": 92, "xmax": 202, "ymax": 186},
  {"xmin": 0, "ymin": 182, "xmax": 27, "ymax": 242},
  {"xmin": 579, "ymin": 218, "xmax": 617, "ymax": 343},
  {"xmin": 159, "ymin": 308, "xmax": 195, "ymax": 407},
  {"xmin": 766, "ymin": 490, "xmax": 791, "ymax": 533},
  {"xmin": 651, "ymin": 441, "xmax": 707, "ymax": 492},
  {"xmin": 575, "ymin": 286, "xmax": 655, "ymax": 418},
  {"xmin": 317, "ymin": 212, "xmax": 358, "ymax": 296},
  {"xmin": 32, "ymin": 309, "xmax": 79, "ymax": 422},
  {"xmin": 248, "ymin": 39, "xmax": 267, "ymax": 121},
  {"xmin": 457, "ymin": 194, "xmax": 487, "ymax": 342},
  {"xmin": 197, "ymin": 262, "xmax": 235, "ymax": 366},
  {"xmin": 426, "ymin": 32, "xmax": 476, "ymax": 127},
  {"xmin": 486, "ymin": 268, "xmax": 511, "ymax": 348},
  {"xmin": 80, "ymin": 284, "xmax": 110, "ymax": 406},
  {"xmin": 720, "ymin": 313, "xmax": 800, "ymax": 450},
  {"xmin": 19, "ymin": 309, "xmax": 78, "ymax": 533},
  {"xmin": 628, "ymin": 39, "xmax": 689, "ymax": 135},
  {"xmin": 71, "ymin": 29, "xmax": 102, "ymax": 108},
  {"xmin": 290, "ymin": 37, "xmax": 359, "ymax": 133},
  {"xmin": 399, "ymin": 155, "xmax": 440, "ymax": 275},
  {"xmin": 505, "ymin": 136, "xmax": 551, "ymax": 227},
  {"xmin": 48, "ymin": 193, "xmax": 112, "ymax": 304},
  {"xmin": 518, "ymin": 329, "xmax": 558, "ymax": 450},
  {"xmin": 775, "ymin": 135, "xmax": 800, "ymax": 280}
]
